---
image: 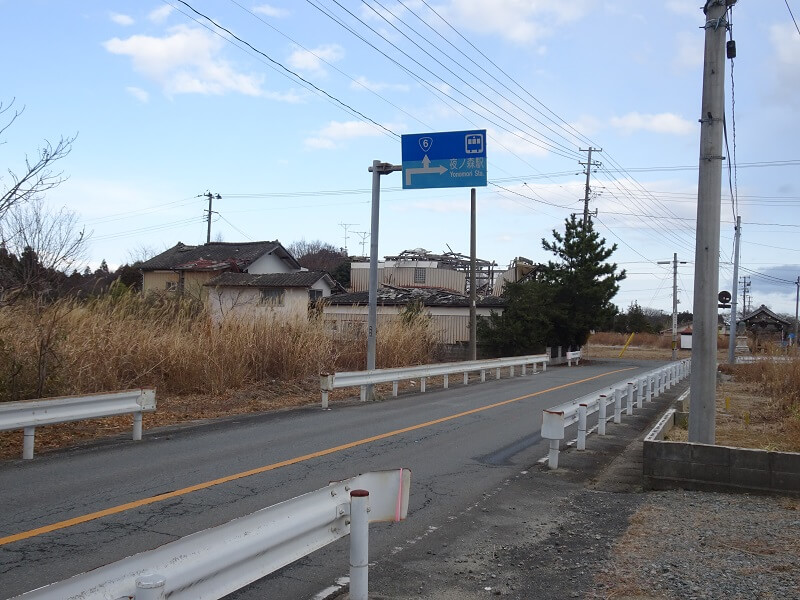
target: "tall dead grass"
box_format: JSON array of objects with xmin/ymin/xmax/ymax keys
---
[
  {"xmin": 589, "ymin": 330, "xmax": 728, "ymax": 350},
  {"xmin": 0, "ymin": 294, "xmax": 439, "ymax": 402}
]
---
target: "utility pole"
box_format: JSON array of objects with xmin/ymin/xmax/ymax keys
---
[
  {"xmin": 740, "ymin": 276, "xmax": 750, "ymax": 319},
  {"xmin": 795, "ymin": 276, "xmax": 799, "ymax": 345},
  {"xmin": 658, "ymin": 253, "xmax": 687, "ymax": 360},
  {"xmin": 579, "ymin": 147, "xmax": 602, "ymax": 227},
  {"xmin": 204, "ymin": 192, "xmax": 221, "ymax": 243},
  {"xmin": 689, "ymin": 0, "xmax": 736, "ymax": 445},
  {"xmin": 727, "ymin": 216, "xmax": 741, "ymax": 363},
  {"xmin": 355, "ymin": 231, "xmax": 370, "ymax": 258},
  {"xmin": 339, "ymin": 223, "xmax": 357, "ymax": 255}
]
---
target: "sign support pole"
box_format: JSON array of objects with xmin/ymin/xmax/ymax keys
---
[
  {"xmin": 366, "ymin": 161, "xmax": 401, "ymax": 400},
  {"xmin": 469, "ymin": 188, "xmax": 477, "ymax": 361}
]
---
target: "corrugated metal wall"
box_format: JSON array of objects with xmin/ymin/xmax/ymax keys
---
[
  {"xmin": 350, "ymin": 266, "xmax": 465, "ymax": 293},
  {"xmin": 323, "ymin": 313, "xmax": 471, "ymax": 344}
]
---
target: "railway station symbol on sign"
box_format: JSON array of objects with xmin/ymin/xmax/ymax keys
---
[{"xmin": 401, "ymin": 129, "xmax": 487, "ymax": 190}]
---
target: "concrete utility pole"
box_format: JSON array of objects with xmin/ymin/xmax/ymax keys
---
[
  {"xmin": 204, "ymin": 192, "xmax": 221, "ymax": 243},
  {"xmin": 795, "ymin": 276, "xmax": 799, "ymax": 345},
  {"xmin": 658, "ymin": 253, "xmax": 687, "ymax": 360},
  {"xmin": 579, "ymin": 148, "xmax": 602, "ymax": 227},
  {"xmin": 689, "ymin": 0, "xmax": 736, "ymax": 445},
  {"xmin": 727, "ymin": 216, "xmax": 741, "ymax": 364},
  {"xmin": 365, "ymin": 161, "xmax": 401, "ymax": 400},
  {"xmin": 469, "ymin": 188, "xmax": 477, "ymax": 361},
  {"xmin": 740, "ymin": 276, "xmax": 750, "ymax": 318}
]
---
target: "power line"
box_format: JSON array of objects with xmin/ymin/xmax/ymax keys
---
[{"xmin": 786, "ymin": 0, "xmax": 800, "ymax": 35}]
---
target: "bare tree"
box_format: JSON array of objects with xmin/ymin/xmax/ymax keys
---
[
  {"xmin": 1, "ymin": 99, "xmax": 76, "ymax": 222},
  {"xmin": 288, "ymin": 239, "xmax": 347, "ymax": 272}
]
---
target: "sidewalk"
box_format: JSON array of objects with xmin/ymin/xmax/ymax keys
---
[{"xmin": 333, "ymin": 380, "xmax": 799, "ymax": 599}]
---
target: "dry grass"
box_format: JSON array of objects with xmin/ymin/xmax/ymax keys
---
[{"xmin": 0, "ymin": 294, "xmax": 441, "ymax": 458}]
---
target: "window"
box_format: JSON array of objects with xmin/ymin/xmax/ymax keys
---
[
  {"xmin": 165, "ymin": 281, "xmax": 178, "ymax": 292},
  {"xmin": 260, "ymin": 288, "xmax": 285, "ymax": 306},
  {"xmin": 414, "ymin": 267, "xmax": 426, "ymax": 284},
  {"xmin": 309, "ymin": 289, "xmax": 323, "ymax": 302}
]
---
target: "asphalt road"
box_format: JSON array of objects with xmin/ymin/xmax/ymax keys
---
[{"xmin": 0, "ymin": 358, "xmax": 663, "ymax": 599}]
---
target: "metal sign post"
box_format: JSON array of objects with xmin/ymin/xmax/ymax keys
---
[{"xmin": 366, "ymin": 161, "xmax": 401, "ymax": 400}]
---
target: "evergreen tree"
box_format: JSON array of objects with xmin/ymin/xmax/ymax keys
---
[{"xmin": 539, "ymin": 215, "xmax": 626, "ymax": 347}]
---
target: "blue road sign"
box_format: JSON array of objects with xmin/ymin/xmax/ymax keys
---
[{"xmin": 401, "ymin": 129, "xmax": 487, "ymax": 190}]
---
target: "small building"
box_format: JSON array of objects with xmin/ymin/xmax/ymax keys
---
[
  {"xmin": 139, "ymin": 241, "xmax": 301, "ymax": 301},
  {"xmin": 739, "ymin": 305, "xmax": 791, "ymax": 349},
  {"xmin": 205, "ymin": 271, "xmax": 338, "ymax": 323},
  {"xmin": 322, "ymin": 286, "xmax": 506, "ymax": 346}
]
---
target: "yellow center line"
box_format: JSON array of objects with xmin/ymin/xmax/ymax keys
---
[{"xmin": 0, "ymin": 367, "xmax": 635, "ymax": 546}]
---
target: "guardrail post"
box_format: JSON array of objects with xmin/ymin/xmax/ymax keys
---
[
  {"xmin": 463, "ymin": 372, "xmax": 469, "ymax": 386},
  {"xmin": 133, "ymin": 413, "xmax": 143, "ymax": 441},
  {"xmin": 598, "ymin": 395, "xmax": 607, "ymax": 435},
  {"xmin": 480, "ymin": 369, "xmax": 486, "ymax": 382},
  {"xmin": 653, "ymin": 372, "xmax": 660, "ymax": 398},
  {"xmin": 321, "ymin": 373, "xmax": 334, "ymax": 409},
  {"xmin": 645, "ymin": 376, "xmax": 652, "ymax": 403},
  {"xmin": 443, "ymin": 374, "xmax": 449, "ymax": 389},
  {"xmin": 135, "ymin": 574, "xmax": 166, "ymax": 600},
  {"xmin": 521, "ymin": 363, "xmax": 527, "ymax": 376},
  {"xmin": 548, "ymin": 439, "xmax": 560, "ymax": 469},
  {"xmin": 23, "ymin": 426, "xmax": 35, "ymax": 460},
  {"xmin": 350, "ymin": 490, "xmax": 370, "ymax": 600},
  {"xmin": 626, "ymin": 382, "xmax": 634, "ymax": 415},
  {"xmin": 614, "ymin": 388, "xmax": 622, "ymax": 423},
  {"xmin": 392, "ymin": 381, "xmax": 399, "ymax": 397},
  {"xmin": 637, "ymin": 378, "xmax": 644, "ymax": 407},
  {"xmin": 495, "ymin": 368, "xmax": 501, "ymax": 380},
  {"xmin": 360, "ymin": 386, "xmax": 367, "ymax": 402},
  {"xmin": 542, "ymin": 361, "xmax": 547, "ymax": 372},
  {"xmin": 510, "ymin": 366, "xmax": 515, "ymax": 378},
  {"xmin": 532, "ymin": 362, "xmax": 537, "ymax": 374},
  {"xmin": 577, "ymin": 404, "xmax": 587, "ymax": 450},
  {"xmin": 420, "ymin": 378, "xmax": 426, "ymax": 393}
]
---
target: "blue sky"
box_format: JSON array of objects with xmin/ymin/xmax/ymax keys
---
[{"xmin": 2, "ymin": 0, "xmax": 799, "ymax": 316}]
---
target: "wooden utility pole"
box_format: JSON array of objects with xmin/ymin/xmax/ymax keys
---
[
  {"xmin": 204, "ymin": 192, "xmax": 221, "ymax": 243},
  {"xmin": 689, "ymin": 0, "xmax": 736, "ymax": 445}
]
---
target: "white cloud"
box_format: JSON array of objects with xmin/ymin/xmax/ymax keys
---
[
  {"xmin": 350, "ymin": 76, "xmax": 411, "ymax": 93},
  {"xmin": 673, "ymin": 31, "xmax": 703, "ymax": 70},
  {"xmin": 253, "ymin": 4, "xmax": 289, "ymax": 18},
  {"xmin": 438, "ymin": 0, "xmax": 592, "ymax": 44},
  {"xmin": 104, "ymin": 26, "xmax": 265, "ymax": 97},
  {"xmin": 148, "ymin": 5, "xmax": 174, "ymax": 24},
  {"xmin": 489, "ymin": 128, "xmax": 550, "ymax": 157},
  {"xmin": 125, "ymin": 86, "xmax": 149, "ymax": 102},
  {"xmin": 768, "ymin": 23, "xmax": 800, "ymax": 106},
  {"xmin": 665, "ymin": 0, "xmax": 701, "ymax": 18},
  {"xmin": 568, "ymin": 115, "xmax": 602, "ymax": 137},
  {"xmin": 110, "ymin": 13, "xmax": 134, "ymax": 26},
  {"xmin": 304, "ymin": 120, "xmax": 402, "ymax": 149},
  {"xmin": 287, "ymin": 44, "xmax": 345, "ymax": 74},
  {"xmin": 610, "ymin": 112, "xmax": 694, "ymax": 136}
]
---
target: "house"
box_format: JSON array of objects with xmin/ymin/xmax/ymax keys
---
[
  {"xmin": 205, "ymin": 271, "xmax": 339, "ymax": 323},
  {"xmin": 139, "ymin": 241, "xmax": 302, "ymax": 301},
  {"xmin": 349, "ymin": 248, "xmax": 497, "ymax": 295},
  {"xmin": 739, "ymin": 305, "xmax": 791, "ymax": 349},
  {"xmin": 322, "ymin": 286, "xmax": 506, "ymax": 346}
]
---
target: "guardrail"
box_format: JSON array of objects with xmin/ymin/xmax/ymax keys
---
[
  {"xmin": 13, "ymin": 468, "xmax": 412, "ymax": 600},
  {"xmin": 0, "ymin": 389, "xmax": 156, "ymax": 460},
  {"xmin": 541, "ymin": 359, "xmax": 691, "ymax": 469},
  {"xmin": 320, "ymin": 354, "xmax": 549, "ymax": 408},
  {"xmin": 566, "ymin": 350, "xmax": 581, "ymax": 366}
]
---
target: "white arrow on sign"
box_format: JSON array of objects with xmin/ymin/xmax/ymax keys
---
[{"xmin": 405, "ymin": 154, "xmax": 447, "ymax": 186}]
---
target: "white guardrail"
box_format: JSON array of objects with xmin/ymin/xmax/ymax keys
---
[
  {"xmin": 13, "ymin": 468, "xmax": 412, "ymax": 600},
  {"xmin": 566, "ymin": 350, "xmax": 581, "ymax": 366},
  {"xmin": 0, "ymin": 389, "xmax": 156, "ymax": 459},
  {"xmin": 320, "ymin": 354, "xmax": 550, "ymax": 408},
  {"xmin": 541, "ymin": 359, "xmax": 691, "ymax": 469}
]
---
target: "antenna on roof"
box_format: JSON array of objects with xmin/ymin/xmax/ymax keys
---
[
  {"xmin": 339, "ymin": 223, "xmax": 357, "ymax": 255},
  {"xmin": 355, "ymin": 231, "xmax": 370, "ymax": 258}
]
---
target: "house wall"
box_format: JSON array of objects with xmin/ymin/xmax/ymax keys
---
[
  {"xmin": 321, "ymin": 304, "xmax": 501, "ymax": 344},
  {"xmin": 143, "ymin": 271, "xmax": 219, "ymax": 301},
  {"xmin": 349, "ymin": 263, "xmax": 464, "ymax": 293},
  {"xmin": 247, "ymin": 252, "xmax": 295, "ymax": 274},
  {"xmin": 207, "ymin": 286, "xmax": 310, "ymax": 324}
]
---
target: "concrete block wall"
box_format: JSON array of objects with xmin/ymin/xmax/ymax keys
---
[{"xmin": 643, "ymin": 438, "xmax": 800, "ymax": 497}]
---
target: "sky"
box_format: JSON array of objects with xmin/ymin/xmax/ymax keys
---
[{"xmin": 1, "ymin": 0, "xmax": 799, "ymax": 316}]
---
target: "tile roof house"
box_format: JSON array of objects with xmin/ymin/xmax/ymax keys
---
[
  {"xmin": 205, "ymin": 271, "xmax": 341, "ymax": 323},
  {"xmin": 139, "ymin": 241, "xmax": 302, "ymax": 301},
  {"xmin": 322, "ymin": 285, "xmax": 506, "ymax": 345}
]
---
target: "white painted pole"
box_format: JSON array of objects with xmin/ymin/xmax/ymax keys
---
[
  {"xmin": 548, "ymin": 439, "xmax": 560, "ymax": 470},
  {"xmin": 392, "ymin": 381, "xmax": 398, "ymax": 397},
  {"xmin": 637, "ymin": 378, "xmax": 644, "ymax": 406},
  {"xmin": 132, "ymin": 412, "xmax": 143, "ymax": 441},
  {"xmin": 624, "ymin": 385, "xmax": 633, "ymax": 416},
  {"xmin": 443, "ymin": 374, "xmax": 449, "ymax": 389},
  {"xmin": 480, "ymin": 369, "xmax": 486, "ymax": 382},
  {"xmin": 614, "ymin": 388, "xmax": 623, "ymax": 424},
  {"xmin": 23, "ymin": 426, "xmax": 35, "ymax": 460},
  {"xmin": 598, "ymin": 395, "xmax": 607, "ymax": 435},
  {"xmin": 627, "ymin": 382, "xmax": 635, "ymax": 413},
  {"xmin": 577, "ymin": 404, "xmax": 587, "ymax": 450},
  {"xmin": 135, "ymin": 574, "xmax": 166, "ymax": 600},
  {"xmin": 463, "ymin": 372, "xmax": 469, "ymax": 386},
  {"xmin": 420, "ymin": 378, "xmax": 426, "ymax": 393},
  {"xmin": 349, "ymin": 490, "xmax": 370, "ymax": 600}
]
